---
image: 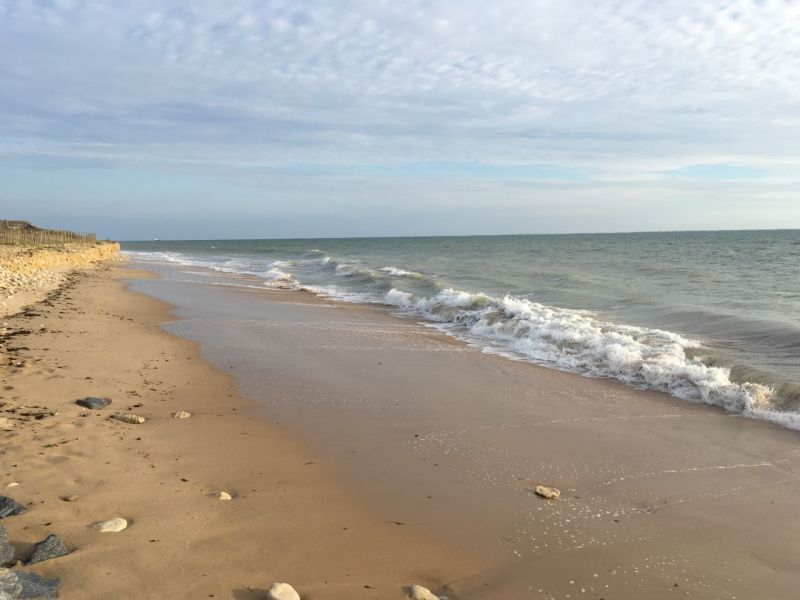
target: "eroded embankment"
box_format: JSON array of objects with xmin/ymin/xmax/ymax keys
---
[{"xmin": 0, "ymin": 243, "xmax": 122, "ymax": 313}]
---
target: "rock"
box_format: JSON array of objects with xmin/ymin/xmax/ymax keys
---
[
  {"xmin": 59, "ymin": 495, "xmax": 78, "ymax": 503},
  {"xmin": 16, "ymin": 571, "xmax": 60, "ymax": 599},
  {"xmin": 217, "ymin": 491, "xmax": 232, "ymax": 501},
  {"xmin": 409, "ymin": 585, "xmax": 444, "ymax": 600},
  {"xmin": 0, "ymin": 418, "xmax": 13, "ymax": 432},
  {"xmin": 172, "ymin": 411, "xmax": 191, "ymax": 419},
  {"xmin": 76, "ymin": 397, "xmax": 111, "ymax": 410},
  {"xmin": 0, "ymin": 497, "xmax": 26, "ymax": 519},
  {"xmin": 0, "ymin": 568, "xmax": 22, "ymax": 599},
  {"xmin": 267, "ymin": 582, "xmax": 300, "ymax": 600},
  {"xmin": 534, "ymin": 484, "xmax": 560, "ymax": 500},
  {"xmin": 4, "ymin": 485, "xmax": 18, "ymax": 489},
  {"xmin": 25, "ymin": 534, "xmax": 68, "ymax": 565},
  {"xmin": 0, "ymin": 526, "xmax": 14, "ymax": 567},
  {"xmin": 113, "ymin": 414, "xmax": 145, "ymax": 425},
  {"xmin": 93, "ymin": 518, "xmax": 127, "ymax": 533}
]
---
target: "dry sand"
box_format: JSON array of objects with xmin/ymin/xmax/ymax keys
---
[{"xmin": 0, "ymin": 265, "xmax": 477, "ymax": 599}]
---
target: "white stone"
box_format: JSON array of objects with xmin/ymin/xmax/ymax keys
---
[
  {"xmin": 114, "ymin": 414, "xmax": 145, "ymax": 424},
  {"xmin": 409, "ymin": 585, "xmax": 442, "ymax": 600},
  {"xmin": 534, "ymin": 484, "xmax": 560, "ymax": 500},
  {"xmin": 5, "ymin": 483, "xmax": 19, "ymax": 488},
  {"xmin": 94, "ymin": 518, "xmax": 128, "ymax": 533},
  {"xmin": 267, "ymin": 582, "xmax": 300, "ymax": 600},
  {"xmin": 0, "ymin": 417, "xmax": 14, "ymax": 431},
  {"xmin": 217, "ymin": 491, "xmax": 233, "ymax": 501},
  {"xmin": 173, "ymin": 411, "xmax": 192, "ymax": 419}
]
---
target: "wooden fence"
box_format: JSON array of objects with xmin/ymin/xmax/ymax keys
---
[{"xmin": 0, "ymin": 229, "xmax": 97, "ymax": 246}]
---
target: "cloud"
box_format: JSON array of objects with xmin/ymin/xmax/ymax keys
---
[{"xmin": 0, "ymin": 0, "xmax": 799, "ymax": 235}]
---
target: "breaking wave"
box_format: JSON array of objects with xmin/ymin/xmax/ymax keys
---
[
  {"xmin": 125, "ymin": 248, "xmax": 797, "ymax": 430},
  {"xmin": 383, "ymin": 287, "xmax": 778, "ymax": 419}
]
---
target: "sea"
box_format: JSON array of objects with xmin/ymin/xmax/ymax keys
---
[{"xmin": 123, "ymin": 230, "xmax": 800, "ymax": 430}]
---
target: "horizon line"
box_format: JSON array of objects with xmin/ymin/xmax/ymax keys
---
[{"xmin": 118, "ymin": 227, "xmax": 800, "ymax": 243}]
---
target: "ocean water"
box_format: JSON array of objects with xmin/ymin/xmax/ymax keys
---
[{"xmin": 123, "ymin": 230, "xmax": 800, "ymax": 429}]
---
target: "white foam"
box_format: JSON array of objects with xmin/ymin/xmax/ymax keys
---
[
  {"xmin": 127, "ymin": 250, "xmax": 793, "ymax": 430},
  {"xmin": 385, "ymin": 287, "xmax": 780, "ymax": 423},
  {"xmin": 380, "ymin": 266, "xmax": 426, "ymax": 278}
]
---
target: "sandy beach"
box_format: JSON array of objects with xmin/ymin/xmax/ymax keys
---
[
  {"xmin": 1, "ymin": 264, "xmax": 477, "ymax": 599},
  {"xmin": 2, "ymin": 258, "xmax": 800, "ymax": 599}
]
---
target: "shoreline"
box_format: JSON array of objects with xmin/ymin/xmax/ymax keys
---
[
  {"xmin": 1, "ymin": 264, "xmax": 478, "ymax": 598},
  {"xmin": 127, "ymin": 258, "xmax": 800, "ymax": 599},
  {"xmin": 4, "ymin": 257, "xmax": 800, "ymax": 598}
]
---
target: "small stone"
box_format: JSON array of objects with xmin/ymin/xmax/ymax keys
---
[
  {"xmin": 4, "ymin": 485, "xmax": 18, "ymax": 489},
  {"xmin": 534, "ymin": 484, "xmax": 560, "ymax": 500},
  {"xmin": 59, "ymin": 495, "xmax": 78, "ymax": 503},
  {"xmin": 25, "ymin": 534, "xmax": 69, "ymax": 565},
  {"xmin": 217, "ymin": 491, "xmax": 233, "ymax": 501},
  {"xmin": 409, "ymin": 584, "xmax": 442, "ymax": 600},
  {"xmin": 267, "ymin": 582, "xmax": 300, "ymax": 600},
  {"xmin": 0, "ymin": 497, "xmax": 26, "ymax": 519},
  {"xmin": 16, "ymin": 571, "xmax": 60, "ymax": 600},
  {"xmin": 76, "ymin": 397, "xmax": 111, "ymax": 410},
  {"xmin": 93, "ymin": 518, "xmax": 128, "ymax": 533},
  {"xmin": 172, "ymin": 411, "xmax": 191, "ymax": 419},
  {"xmin": 113, "ymin": 414, "xmax": 145, "ymax": 425},
  {"xmin": 0, "ymin": 568, "xmax": 22, "ymax": 598},
  {"xmin": 0, "ymin": 526, "xmax": 14, "ymax": 567},
  {"xmin": 0, "ymin": 418, "xmax": 13, "ymax": 432}
]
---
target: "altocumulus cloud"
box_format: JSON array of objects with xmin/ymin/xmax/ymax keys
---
[{"xmin": 0, "ymin": 0, "xmax": 799, "ymax": 238}]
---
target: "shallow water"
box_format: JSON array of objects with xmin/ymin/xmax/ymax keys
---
[{"xmin": 124, "ymin": 230, "xmax": 800, "ymax": 428}]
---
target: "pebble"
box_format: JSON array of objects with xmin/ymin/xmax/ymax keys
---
[
  {"xmin": 217, "ymin": 491, "xmax": 233, "ymax": 501},
  {"xmin": 534, "ymin": 484, "xmax": 561, "ymax": 500},
  {"xmin": 93, "ymin": 518, "xmax": 128, "ymax": 533},
  {"xmin": 76, "ymin": 397, "xmax": 111, "ymax": 410},
  {"xmin": 0, "ymin": 497, "xmax": 26, "ymax": 519},
  {"xmin": 5, "ymin": 484, "xmax": 18, "ymax": 489},
  {"xmin": 172, "ymin": 411, "xmax": 192, "ymax": 419},
  {"xmin": 409, "ymin": 584, "xmax": 445, "ymax": 600},
  {"xmin": 0, "ymin": 525, "xmax": 14, "ymax": 567},
  {"xmin": 25, "ymin": 534, "xmax": 69, "ymax": 565},
  {"xmin": 267, "ymin": 582, "xmax": 300, "ymax": 600},
  {"xmin": 113, "ymin": 414, "xmax": 145, "ymax": 425},
  {"xmin": 59, "ymin": 495, "xmax": 78, "ymax": 503},
  {"xmin": 0, "ymin": 418, "xmax": 13, "ymax": 432}
]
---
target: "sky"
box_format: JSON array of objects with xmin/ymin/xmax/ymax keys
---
[{"xmin": 1, "ymin": 0, "xmax": 799, "ymax": 240}]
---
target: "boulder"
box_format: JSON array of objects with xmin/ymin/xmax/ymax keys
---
[
  {"xmin": 0, "ymin": 526, "xmax": 14, "ymax": 567},
  {"xmin": 113, "ymin": 414, "xmax": 145, "ymax": 425},
  {"xmin": 0, "ymin": 498, "xmax": 26, "ymax": 519},
  {"xmin": 25, "ymin": 535, "xmax": 68, "ymax": 565},
  {"xmin": 93, "ymin": 518, "xmax": 127, "ymax": 533},
  {"xmin": 534, "ymin": 484, "xmax": 560, "ymax": 500},
  {"xmin": 16, "ymin": 571, "xmax": 60, "ymax": 599},
  {"xmin": 76, "ymin": 397, "xmax": 111, "ymax": 410},
  {"xmin": 267, "ymin": 582, "xmax": 300, "ymax": 600}
]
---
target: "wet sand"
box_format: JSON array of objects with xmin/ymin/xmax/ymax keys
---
[
  {"xmin": 1, "ymin": 265, "xmax": 477, "ymax": 598},
  {"xmin": 129, "ymin": 261, "xmax": 800, "ymax": 599}
]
